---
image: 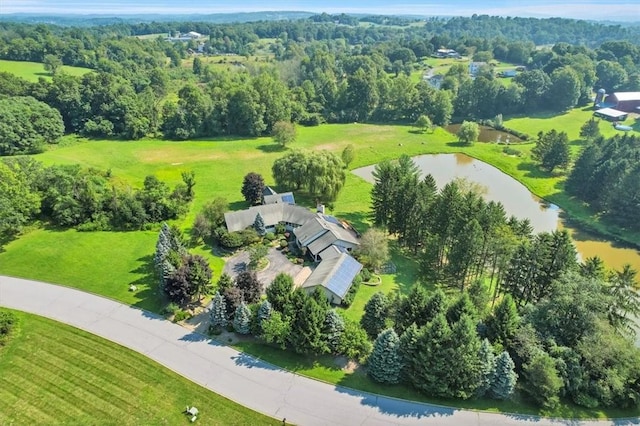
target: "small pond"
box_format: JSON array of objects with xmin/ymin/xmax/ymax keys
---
[{"xmin": 353, "ymin": 153, "xmax": 640, "ymax": 345}]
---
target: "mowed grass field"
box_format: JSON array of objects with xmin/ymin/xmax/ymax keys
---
[
  {"xmin": 0, "ymin": 59, "xmax": 91, "ymax": 82},
  {"xmin": 0, "ymin": 310, "xmax": 280, "ymax": 425}
]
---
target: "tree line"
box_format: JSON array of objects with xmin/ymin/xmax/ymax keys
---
[
  {"xmin": 567, "ymin": 134, "xmax": 640, "ymax": 232},
  {"xmin": 0, "ymin": 21, "xmax": 639, "ymax": 145},
  {"xmin": 0, "ymin": 157, "xmax": 195, "ymax": 239}
]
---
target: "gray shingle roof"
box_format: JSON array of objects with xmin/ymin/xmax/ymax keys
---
[
  {"xmin": 224, "ymin": 204, "xmax": 315, "ymax": 232},
  {"xmin": 264, "ymin": 192, "xmax": 296, "ymax": 205},
  {"xmin": 302, "ymin": 253, "xmax": 362, "ymax": 299}
]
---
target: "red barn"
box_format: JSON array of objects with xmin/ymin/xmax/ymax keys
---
[{"xmin": 606, "ymin": 92, "xmax": 640, "ymax": 113}]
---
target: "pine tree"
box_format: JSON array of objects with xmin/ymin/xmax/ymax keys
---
[
  {"xmin": 323, "ymin": 309, "xmax": 345, "ymax": 353},
  {"xmin": 288, "ymin": 290, "xmax": 329, "ymax": 354},
  {"xmin": 360, "ymin": 292, "xmax": 388, "ymax": 339},
  {"xmin": 476, "ymin": 338, "xmax": 497, "ymax": 397},
  {"xmin": 217, "ymin": 272, "xmax": 233, "ymax": 292},
  {"xmin": 446, "ymin": 292, "xmax": 478, "ymax": 325},
  {"xmin": 253, "ymin": 213, "xmax": 266, "ymax": 236},
  {"xmin": 257, "ymin": 300, "xmax": 272, "ymax": 332},
  {"xmin": 490, "ymin": 351, "xmax": 518, "ymax": 400},
  {"xmin": 233, "ymin": 302, "xmax": 251, "ymax": 335},
  {"xmin": 367, "ymin": 328, "xmax": 402, "ymax": 384},
  {"xmin": 410, "ymin": 314, "xmax": 452, "ymax": 397},
  {"xmin": 486, "ymin": 294, "xmax": 520, "ymax": 349},
  {"xmin": 209, "ymin": 292, "xmax": 228, "ymax": 331},
  {"xmin": 398, "ymin": 323, "xmax": 420, "ymax": 382},
  {"xmin": 446, "ymin": 314, "xmax": 483, "ymax": 399}
]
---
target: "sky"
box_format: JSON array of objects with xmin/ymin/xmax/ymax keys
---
[{"xmin": 1, "ymin": 0, "xmax": 639, "ymax": 21}]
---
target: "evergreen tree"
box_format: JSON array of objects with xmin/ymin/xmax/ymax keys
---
[
  {"xmin": 257, "ymin": 299, "xmax": 272, "ymax": 331},
  {"xmin": 446, "ymin": 314, "xmax": 483, "ymax": 399},
  {"xmin": 398, "ymin": 323, "xmax": 420, "ymax": 382},
  {"xmin": 217, "ymin": 272, "xmax": 234, "ymax": 292},
  {"xmin": 476, "ymin": 338, "xmax": 496, "ymax": 397},
  {"xmin": 446, "ymin": 292, "xmax": 478, "ymax": 325},
  {"xmin": 531, "ymin": 130, "xmax": 571, "ymax": 172},
  {"xmin": 209, "ymin": 291, "xmax": 228, "ymax": 331},
  {"xmin": 367, "ymin": 328, "xmax": 402, "ymax": 384},
  {"xmin": 323, "ymin": 309, "xmax": 345, "ymax": 353},
  {"xmin": 361, "ymin": 291, "xmax": 389, "ymax": 339},
  {"xmin": 410, "ymin": 314, "xmax": 452, "ymax": 397},
  {"xmin": 288, "ymin": 290, "xmax": 328, "ymax": 354},
  {"xmin": 423, "ymin": 289, "xmax": 448, "ymax": 324},
  {"xmin": 485, "ymin": 294, "xmax": 520, "ymax": 349},
  {"xmin": 490, "ymin": 351, "xmax": 518, "ymax": 400},
  {"xmin": 253, "ymin": 213, "xmax": 266, "ymax": 236},
  {"xmin": 394, "ymin": 285, "xmax": 429, "ymax": 335},
  {"xmin": 233, "ymin": 302, "xmax": 251, "ymax": 335}
]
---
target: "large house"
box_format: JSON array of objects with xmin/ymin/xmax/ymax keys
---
[{"xmin": 223, "ymin": 189, "xmax": 362, "ymax": 304}]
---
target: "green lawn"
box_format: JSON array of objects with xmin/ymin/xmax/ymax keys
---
[
  {"xmin": 0, "ymin": 59, "xmax": 91, "ymax": 82},
  {"xmin": 2, "ymin": 117, "xmax": 638, "ymax": 315},
  {"xmin": 0, "ymin": 310, "xmax": 280, "ymax": 425}
]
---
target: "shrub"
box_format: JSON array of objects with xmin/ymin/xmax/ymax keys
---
[
  {"xmin": 361, "ymin": 268, "xmax": 372, "ymax": 282},
  {"xmin": 264, "ymin": 232, "xmax": 276, "ymax": 241},
  {"xmin": 162, "ymin": 302, "xmax": 180, "ymax": 316},
  {"xmin": 279, "ymin": 239, "xmax": 288, "ymax": 249},
  {"xmin": 0, "ymin": 310, "xmax": 16, "ymax": 345},
  {"xmin": 275, "ymin": 223, "xmax": 286, "ymax": 235},
  {"xmin": 502, "ymin": 146, "xmax": 522, "ymax": 157},
  {"xmin": 342, "ymin": 275, "xmax": 362, "ymax": 307},
  {"xmin": 173, "ymin": 309, "xmax": 191, "ymax": 322},
  {"xmin": 220, "ymin": 231, "xmax": 244, "ymax": 248}
]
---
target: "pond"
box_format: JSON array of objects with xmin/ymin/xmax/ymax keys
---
[{"xmin": 353, "ymin": 153, "xmax": 640, "ymax": 344}]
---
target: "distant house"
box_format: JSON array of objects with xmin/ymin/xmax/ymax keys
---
[
  {"xmin": 223, "ymin": 191, "xmax": 362, "ymax": 305},
  {"xmin": 434, "ymin": 48, "xmax": 460, "ymax": 59},
  {"xmin": 500, "ymin": 69, "xmax": 518, "ymax": 78},
  {"xmin": 605, "ymin": 92, "xmax": 640, "ymax": 113},
  {"xmin": 469, "ymin": 62, "xmax": 487, "ymax": 77},
  {"xmin": 594, "ymin": 107, "xmax": 628, "ymax": 122},
  {"xmin": 301, "ymin": 252, "xmax": 362, "ymax": 305},
  {"xmin": 187, "ymin": 31, "xmax": 202, "ymax": 39}
]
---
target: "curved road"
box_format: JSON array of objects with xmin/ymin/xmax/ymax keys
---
[{"xmin": 0, "ymin": 276, "xmax": 634, "ymax": 426}]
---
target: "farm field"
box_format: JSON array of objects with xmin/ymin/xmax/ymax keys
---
[
  {"xmin": 0, "ymin": 59, "xmax": 91, "ymax": 82},
  {"xmin": 0, "ymin": 310, "xmax": 280, "ymax": 425}
]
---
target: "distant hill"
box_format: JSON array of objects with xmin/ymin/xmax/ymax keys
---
[{"xmin": 0, "ymin": 12, "xmax": 316, "ymax": 26}]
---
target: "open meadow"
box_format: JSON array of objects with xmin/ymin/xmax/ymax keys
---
[
  {"xmin": 0, "ymin": 59, "xmax": 91, "ymax": 82},
  {"xmin": 0, "ymin": 309, "xmax": 279, "ymax": 425}
]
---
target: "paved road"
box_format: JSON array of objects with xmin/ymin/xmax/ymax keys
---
[{"xmin": 0, "ymin": 276, "xmax": 635, "ymax": 426}]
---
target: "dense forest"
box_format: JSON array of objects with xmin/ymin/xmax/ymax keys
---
[{"xmin": 0, "ymin": 17, "xmax": 639, "ymax": 146}]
